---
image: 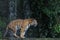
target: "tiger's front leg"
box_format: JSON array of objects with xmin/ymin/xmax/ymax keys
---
[
  {"xmin": 20, "ymin": 24, "xmax": 30, "ymax": 38},
  {"xmin": 20, "ymin": 28, "xmax": 25, "ymax": 38}
]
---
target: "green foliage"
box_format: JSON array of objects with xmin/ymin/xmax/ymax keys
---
[
  {"xmin": 0, "ymin": 20, "xmax": 6, "ymax": 27},
  {"xmin": 53, "ymin": 24, "xmax": 60, "ymax": 33},
  {"xmin": 0, "ymin": 17, "xmax": 6, "ymax": 27},
  {"xmin": 0, "ymin": 32, "xmax": 2, "ymax": 38},
  {"xmin": 40, "ymin": 0, "xmax": 60, "ymax": 16},
  {"xmin": 0, "ymin": 17, "xmax": 6, "ymax": 38},
  {"xmin": 40, "ymin": 0, "xmax": 60, "ymax": 33}
]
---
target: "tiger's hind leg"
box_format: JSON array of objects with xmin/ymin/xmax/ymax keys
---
[
  {"xmin": 3, "ymin": 27, "xmax": 8, "ymax": 37},
  {"xmin": 12, "ymin": 26, "xmax": 20, "ymax": 38}
]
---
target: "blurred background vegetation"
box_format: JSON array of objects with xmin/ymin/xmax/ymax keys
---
[{"xmin": 0, "ymin": 0, "xmax": 60, "ymax": 39}]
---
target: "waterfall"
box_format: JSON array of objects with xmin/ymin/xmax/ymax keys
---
[
  {"xmin": 23, "ymin": 0, "xmax": 31, "ymax": 18},
  {"xmin": 9, "ymin": 0, "xmax": 17, "ymax": 21}
]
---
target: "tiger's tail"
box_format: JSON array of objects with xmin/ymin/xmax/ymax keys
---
[{"xmin": 3, "ymin": 27, "xmax": 8, "ymax": 37}]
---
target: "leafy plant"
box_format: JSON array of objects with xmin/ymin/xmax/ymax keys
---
[{"xmin": 53, "ymin": 24, "xmax": 60, "ymax": 33}]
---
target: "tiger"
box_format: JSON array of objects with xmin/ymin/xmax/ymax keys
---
[{"xmin": 4, "ymin": 18, "xmax": 38, "ymax": 38}]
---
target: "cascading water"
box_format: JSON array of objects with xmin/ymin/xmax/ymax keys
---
[
  {"xmin": 9, "ymin": 0, "xmax": 17, "ymax": 21},
  {"xmin": 23, "ymin": 0, "xmax": 31, "ymax": 18}
]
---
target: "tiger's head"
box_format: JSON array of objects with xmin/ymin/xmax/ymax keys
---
[{"xmin": 29, "ymin": 19, "xmax": 38, "ymax": 27}]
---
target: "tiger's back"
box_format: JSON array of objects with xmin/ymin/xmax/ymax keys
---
[{"xmin": 7, "ymin": 19, "xmax": 23, "ymax": 30}]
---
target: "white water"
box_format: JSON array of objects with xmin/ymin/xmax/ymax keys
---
[{"xmin": 9, "ymin": 0, "xmax": 17, "ymax": 21}]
